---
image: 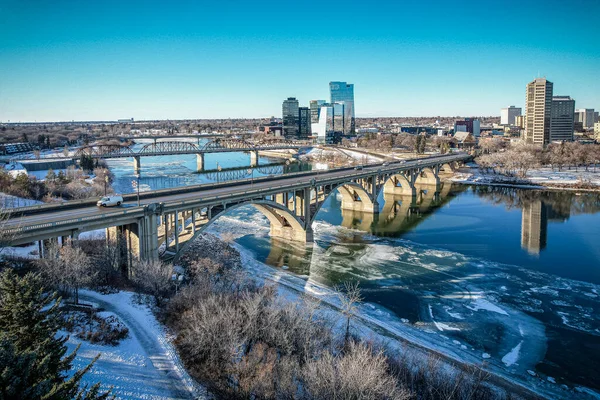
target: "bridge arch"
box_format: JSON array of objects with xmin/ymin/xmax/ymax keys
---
[
  {"xmin": 172, "ymin": 199, "xmax": 308, "ymax": 262},
  {"xmin": 383, "ymin": 172, "xmax": 415, "ymax": 196},
  {"xmin": 138, "ymin": 141, "xmax": 201, "ymax": 155},
  {"xmin": 310, "ymin": 181, "xmax": 377, "ymax": 224},
  {"xmin": 416, "ymin": 167, "xmax": 440, "ymax": 186},
  {"xmin": 201, "ymin": 138, "xmax": 256, "ymax": 151},
  {"xmin": 74, "ymin": 144, "xmax": 134, "ymax": 158},
  {"xmin": 439, "ymin": 162, "xmax": 456, "ymax": 174}
]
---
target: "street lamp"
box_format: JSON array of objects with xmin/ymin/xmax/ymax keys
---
[
  {"xmin": 104, "ymin": 175, "xmax": 109, "ymax": 196},
  {"xmin": 247, "ymin": 168, "xmax": 253, "ymax": 186},
  {"xmin": 216, "ymin": 162, "xmax": 222, "ymax": 184}
]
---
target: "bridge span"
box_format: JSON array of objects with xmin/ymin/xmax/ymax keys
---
[
  {"xmin": 75, "ymin": 138, "xmax": 310, "ymax": 173},
  {"xmin": 1, "ymin": 153, "xmax": 470, "ymax": 272}
]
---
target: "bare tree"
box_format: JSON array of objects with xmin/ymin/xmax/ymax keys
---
[
  {"xmin": 337, "ymin": 281, "xmax": 363, "ymax": 345},
  {"xmin": 130, "ymin": 259, "xmax": 173, "ymax": 306},
  {"xmin": 36, "ymin": 241, "xmax": 95, "ymax": 304}
]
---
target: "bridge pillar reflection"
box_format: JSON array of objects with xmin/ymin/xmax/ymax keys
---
[
  {"xmin": 196, "ymin": 153, "xmax": 204, "ymax": 172},
  {"xmin": 133, "ymin": 156, "xmax": 141, "ymax": 175}
]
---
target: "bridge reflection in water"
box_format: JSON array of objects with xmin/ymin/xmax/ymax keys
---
[{"xmin": 262, "ymin": 182, "xmax": 461, "ymax": 276}]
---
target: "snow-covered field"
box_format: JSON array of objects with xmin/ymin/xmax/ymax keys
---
[
  {"xmin": 68, "ymin": 290, "xmax": 205, "ymax": 400},
  {"xmin": 451, "ymin": 165, "xmax": 600, "ymax": 188},
  {"xmin": 0, "ymin": 193, "xmax": 44, "ymax": 209}
]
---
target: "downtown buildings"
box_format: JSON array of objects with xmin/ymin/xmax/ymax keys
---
[
  {"xmin": 501, "ymin": 106, "xmax": 522, "ymax": 126},
  {"xmin": 550, "ymin": 96, "xmax": 575, "ymax": 142},
  {"xmin": 523, "ymin": 78, "xmax": 554, "ymax": 146},
  {"xmin": 282, "ymin": 81, "xmax": 355, "ymax": 143}
]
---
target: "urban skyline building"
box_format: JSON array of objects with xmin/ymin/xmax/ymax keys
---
[
  {"xmin": 550, "ymin": 96, "xmax": 575, "ymax": 142},
  {"xmin": 329, "ymin": 81, "xmax": 355, "ymax": 135},
  {"xmin": 309, "ymin": 100, "xmax": 326, "ymax": 124},
  {"xmin": 524, "ymin": 78, "xmax": 553, "ymax": 146},
  {"xmin": 299, "ymin": 106, "xmax": 311, "ymax": 139},
  {"xmin": 575, "ymin": 108, "xmax": 596, "ymax": 129},
  {"xmin": 454, "ymin": 118, "xmax": 480, "ymax": 136},
  {"xmin": 501, "ymin": 106, "xmax": 522, "ymax": 126},
  {"xmin": 282, "ymin": 97, "xmax": 299, "ymax": 139}
]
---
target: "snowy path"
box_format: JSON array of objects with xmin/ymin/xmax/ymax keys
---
[{"xmin": 68, "ymin": 290, "xmax": 203, "ymax": 400}]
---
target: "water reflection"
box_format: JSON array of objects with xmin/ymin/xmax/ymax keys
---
[
  {"xmin": 473, "ymin": 187, "xmax": 600, "ymax": 255},
  {"xmin": 342, "ymin": 183, "xmax": 457, "ymax": 237}
]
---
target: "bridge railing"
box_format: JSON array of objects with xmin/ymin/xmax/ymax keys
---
[{"xmin": 3, "ymin": 154, "xmax": 471, "ymax": 227}]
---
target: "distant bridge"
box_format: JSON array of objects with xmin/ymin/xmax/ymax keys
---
[{"xmin": 74, "ymin": 138, "xmax": 310, "ymax": 172}]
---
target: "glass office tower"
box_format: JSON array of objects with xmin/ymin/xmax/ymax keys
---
[
  {"xmin": 282, "ymin": 97, "xmax": 299, "ymax": 139},
  {"xmin": 329, "ymin": 81, "xmax": 355, "ymax": 135}
]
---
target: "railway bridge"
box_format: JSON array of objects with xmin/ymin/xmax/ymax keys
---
[{"xmin": 74, "ymin": 138, "xmax": 310, "ymax": 173}]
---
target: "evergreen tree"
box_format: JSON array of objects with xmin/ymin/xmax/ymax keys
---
[
  {"xmin": 419, "ymin": 135, "xmax": 427, "ymax": 154},
  {"xmin": 0, "ymin": 270, "xmax": 110, "ymax": 400}
]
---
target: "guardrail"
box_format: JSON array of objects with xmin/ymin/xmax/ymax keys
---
[{"xmin": 2, "ymin": 153, "xmax": 470, "ymax": 235}]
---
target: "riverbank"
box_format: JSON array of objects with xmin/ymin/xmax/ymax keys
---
[
  {"xmin": 450, "ymin": 165, "xmax": 600, "ymax": 192},
  {"xmin": 179, "ymin": 231, "xmax": 593, "ymax": 400}
]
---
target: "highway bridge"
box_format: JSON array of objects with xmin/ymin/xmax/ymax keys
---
[{"xmin": 1, "ymin": 153, "xmax": 471, "ymax": 271}]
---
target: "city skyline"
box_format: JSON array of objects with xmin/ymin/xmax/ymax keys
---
[{"xmin": 1, "ymin": 0, "xmax": 599, "ymax": 122}]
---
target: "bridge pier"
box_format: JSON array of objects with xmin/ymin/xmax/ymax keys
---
[
  {"xmin": 196, "ymin": 153, "xmax": 204, "ymax": 172},
  {"xmin": 250, "ymin": 150, "xmax": 258, "ymax": 167},
  {"xmin": 133, "ymin": 156, "xmax": 141, "ymax": 175}
]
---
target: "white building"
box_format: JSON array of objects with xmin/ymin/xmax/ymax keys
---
[
  {"xmin": 311, "ymin": 105, "xmax": 335, "ymax": 144},
  {"xmin": 501, "ymin": 106, "xmax": 522, "ymax": 126}
]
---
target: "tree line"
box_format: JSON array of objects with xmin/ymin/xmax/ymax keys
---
[{"xmin": 477, "ymin": 140, "xmax": 600, "ymax": 178}]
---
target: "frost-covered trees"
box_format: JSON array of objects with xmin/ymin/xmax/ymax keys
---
[
  {"xmin": 0, "ymin": 270, "xmax": 110, "ymax": 399},
  {"xmin": 36, "ymin": 242, "xmax": 95, "ymax": 304}
]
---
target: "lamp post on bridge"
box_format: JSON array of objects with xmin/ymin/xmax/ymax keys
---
[{"xmin": 104, "ymin": 175, "xmax": 109, "ymax": 196}]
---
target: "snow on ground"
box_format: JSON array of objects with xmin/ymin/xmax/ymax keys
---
[
  {"xmin": 303, "ymin": 147, "xmax": 380, "ymax": 163},
  {"xmin": 1, "ymin": 242, "xmax": 39, "ymax": 259},
  {"xmin": 70, "ymin": 290, "xmax": 204, "ymax": 400},
  {"xmin": 0, "ymin": 193, "xmax": 44, "ymax": 208},
  {"xmin": 451, "ymin": 165, "xmax": 600, "ymax": 188}
]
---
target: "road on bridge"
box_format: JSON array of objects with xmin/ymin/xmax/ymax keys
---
[{"xmin": 2, "ymin": 154, "xmax": 468, "ymax": 231}]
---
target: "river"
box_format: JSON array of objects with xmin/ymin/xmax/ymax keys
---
[{"xmin": 106, "ymin": 145, "xmax": 600, "ymax": 395}]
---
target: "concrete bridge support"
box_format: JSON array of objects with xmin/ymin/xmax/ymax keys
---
[
  {"xmin": 250, "ymin": 150, "xmax": 259, "ymax": 167},
  {"xmin": 196, "ymin": 153, "xmax": 204, "ymax": 172},
  {"xmin": 133, "ymin": 156, "xmax": 141, "ymax": 175}
]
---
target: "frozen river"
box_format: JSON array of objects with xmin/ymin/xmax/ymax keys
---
[{"xmin": 107, "ymin": 150, "xmax": 600, "ymax": 395}]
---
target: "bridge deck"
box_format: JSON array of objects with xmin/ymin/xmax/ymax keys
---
[{"xmin": 2, "ymin": 153, "xmax": 470, "ymax": 244}]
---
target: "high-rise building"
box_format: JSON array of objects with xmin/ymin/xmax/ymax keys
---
[
  {"xmin": 501, "ymin": 106, "xmax": 522, "ymax": 126},
  {"xmin": 523, "ymin": 78, "xmax": 553, "ymax": 146},
  {"xmin": 309, "ymin": 100, "xmax": 326, "ymax": 125},
  {"xmin": 594, "ymin": 121, "xmax": 600, "ymax": 140},
  {"xmin": 298, "ymin": 107, "xmax": 311, "ymax": 140},
  {"xmin": 550, "ymin": 96, "xmax": 575, "ymax": 142},
  {"xmin": 282, "ymin": 97, "xmax": 299, "ymax": 139},
  {"xmin": 311, "ymin": 105, "xmax": 335, "ymax": 144},
  {"xmin": 329, "ymin": 81, "xmax": 355, "ymax": 135},
  {"xmin": 575, "ymin": 108, "xmax": 595, "ymax": 129}
]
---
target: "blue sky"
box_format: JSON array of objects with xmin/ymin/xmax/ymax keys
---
[{"xmin": 1, "ymin": 0, "xmax": 598, "ymax": 121}]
